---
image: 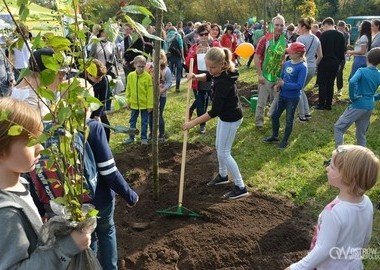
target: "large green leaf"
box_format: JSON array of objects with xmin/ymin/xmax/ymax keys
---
[
  {"xmin": 40, "ymin": 69, "xmax": 57, "ymax": 86},
  {"xmin": 148, "ymin": 0, "xmax": 167, "ymax": 11},
  {"xmin": 86, "ymin": 62, "xmax": 97, "ymax": 78},
  {"xmin": 48, "ymin": 36, "xmax": 71, "ymax": 51},
  {"xmin": 41, "ymin": 54, "xmax": 60, "ymax": 72},
  {"xmin": 18, "ymin": 3, "xmax": 29, "ymax": 21},
  {"xmin": 121, "ymin": 5, "xmax": 154, "ymax": 18},
  {"xmin": 58, "ymin": 107, "xmax": 72, "ymax": 124},
  {"xmin": 104, "ymin": 20, "xmax": 120, "ymax": 43},
  {"xmin": 36, "ymin": 86, "xmax": 56, "ymax": 101},
  {"xmin": 130, "ymin": 19, "xmax": 163, "ymax": 41}
]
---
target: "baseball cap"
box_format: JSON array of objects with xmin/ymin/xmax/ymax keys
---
[{"xmin": 286, "ymin": 42, "xmax": 306, "ymax": 54}]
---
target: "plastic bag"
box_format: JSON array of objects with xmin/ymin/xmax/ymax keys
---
[
  {"xmin": 67, "ymin": 248, "xmax": 102, "ymax": 270},
  {"xmin": 113, "ymin": 76, "xmax": 125, "ymax": 95},
  {"xmin": 38, "ymin": 203, "xmax": 101, "ymax": 269}
]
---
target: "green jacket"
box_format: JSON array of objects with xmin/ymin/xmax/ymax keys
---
[{"xmin": 125, "ymin": 71, "xmax": 153, "ymax": 110}]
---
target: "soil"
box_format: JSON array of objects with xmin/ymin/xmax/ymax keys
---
[{"xmin": 113, "ymin": 142, "xmax": 315, "ymax": 270}]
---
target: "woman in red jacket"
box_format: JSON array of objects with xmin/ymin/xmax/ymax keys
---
[
  {"xmin": 220, "ymin": 24, "xmax": 237, "ymax": 61},
  {"xmin": 186, "ymin": 23, "xmax": 221, "ymax": 134}
]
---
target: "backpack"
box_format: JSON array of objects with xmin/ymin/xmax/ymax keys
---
[
  {"xmin": 28, "ymin": 122, "xmax": 98, "ymax": 204},
  {"xmin": 165, "ymin": 34, "xmax": 181, "ymax": 57}
]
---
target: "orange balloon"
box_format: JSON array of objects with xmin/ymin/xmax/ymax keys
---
[{"xmin": 235, "ymin": 43, "xmax": 255, "ymax": 58}]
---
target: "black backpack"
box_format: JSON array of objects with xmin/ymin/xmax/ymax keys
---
[{"xmin": 166, "ymin": 35, "xmax": 181, "ymax": 57}]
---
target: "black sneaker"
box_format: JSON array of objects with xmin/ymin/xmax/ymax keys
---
[
  {"xmin": 207, "ymin": 174, "xmax": 229, "ymax": 186},
  {"xmin": 223, "ymin": 185, "xmax": 249, "ymax": 200},
  {"xmin": 305, "ymin": 114, "xmax": 312, "ymax": 119},
  {"xmin": 314, "ymin": 105, "xmax": 325, "ymax": 111},
  {"xmin": 277, "ymin": 141, "xmax": 288, "ymax": 149},
  {"xmin": 263, "ymin": 136, "xmax": 279, "ymax": 143}
]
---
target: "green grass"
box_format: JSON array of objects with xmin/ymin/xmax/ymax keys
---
[{"xmin": 109, "ymin": 59, "xmax": 380, "ymax": 268}]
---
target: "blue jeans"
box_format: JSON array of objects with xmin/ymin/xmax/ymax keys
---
[
  {"xmin": 349, "ymin": 56, "xmax": 366, "ymax": 80},
  {"xmin": 149, "ymin": 96, "xmax": 166, "ymax": 138},
  {"xmin": 90, "ymin": 200, "xmax": 117, "ymax": 270},
  {"xmin": 271, "ymin": 96, "xmax": 299, "ymax": 143},
  {"xmin": 215, "ymin": 118, "xmax": 244, "ymax": 188},
  {"xmin": 129, "ymin": 109, "xmax": 149, "ymax": 140},
  {"xmin": 168, "ymin": 55, "xmax": 182, "ymax": 90},
  {"xmin": 195, "ymin": 90, "xmax": 209, "ymax": 128}
]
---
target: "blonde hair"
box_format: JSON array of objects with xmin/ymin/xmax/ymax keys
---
[
  {"xmin": 205, "ymin": 47, "xmax": 235, "ymax": 72},
  {"xmin": 333, "ymin": 145, "xmax": 380, "ymax": 196},
  {"xmin": 0, "ymin": 98, "xmax": 42, "ymax": 155},
  {"xmin": 159, "ymin": 49, "xmax": 168, "ymax": 69},
  {"xmin": 133, "ymin": 55, "xmax": 147, "ymax": 65}
]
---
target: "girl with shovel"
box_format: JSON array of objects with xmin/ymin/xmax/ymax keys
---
[{"xmin": 183, "ymin": 47, "xmax": 248, "ymax": 200}]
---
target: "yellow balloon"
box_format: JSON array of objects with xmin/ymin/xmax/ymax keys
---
[{"xmin": 235, "ymin": 43, "xmax": 255, "ymax": 58}]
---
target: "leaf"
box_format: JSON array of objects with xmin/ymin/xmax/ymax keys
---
[
  {"xmin": 40, "ymin": 69, "xmax": 57, "ymax": 86},
  {"xmin": 48, "ymin": 36, "xmax": 72, "ymax": 51},
  {"xmin": 8, "ymin": 125, "xmax": 23, "ymax": 136},
  {"xmin": 36, "ymin": 87, "xmax": 56, "ymax": 101},
  {"xmin": 0, "ymin": 111, "xmax": 9, "ymax": 121},
  {"xmin": 58, "ymin": 107, "xmax": 72, "ymax": 124},
  {"xmin": 103, "ymin": 19, "xmax": 120, "ymax": 43},
  {"xmin": 87, "ymin": 208, "xmax": 99, "ymax": 217},
  {"xmin": 53, "ymin": 197, "xmax": 65, "ymax": 205},
  {"xmin": 19, "ymin": 4, "xmax": 29, "ymax": 21},
  {"xmin": 121, "ymin": 5, "xmax": 154, "ymax": 17},
  {"xmin": 148, "ymin": 0, "xmax": 167, "ymax": 11},
  {"xmin": 41, "ymin": 54, "xmax": 60, "ymax": 72},
  {"xmin": 134, "ymin": 21, "xmax": 163, "ymax": 41},
  {"xmin": 86, "ymin": 96, "xmax": 102, "ymax": 111},
  {"xmin": 86, "ymin": 62, "xmax": 98, "ymax": 78},
  {"xmin": 17, "ymin": 68, "xmax": 32, "ymax": 81}
]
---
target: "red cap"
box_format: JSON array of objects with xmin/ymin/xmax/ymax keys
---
[{"xmin": 286, "ymin": 42, "xmax": 306, "ymax": 54}]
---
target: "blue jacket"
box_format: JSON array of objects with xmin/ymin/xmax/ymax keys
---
[
  {"xmin": 87, "ymin": 120, "xmax": 138, "ymax": 209},
  {"xmin": 349, "ymin": 66, "xmax": 380, "ymax": 110},
  {"xmin": 279, "ymin": 60, "xmax": 307, "ymax": 99}
]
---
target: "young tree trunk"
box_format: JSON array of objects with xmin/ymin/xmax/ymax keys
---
[{"xmin": 152, "ymin": 8, "xmax": 164, "ymax": 200}]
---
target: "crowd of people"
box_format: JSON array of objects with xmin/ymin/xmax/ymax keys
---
[{"xmin": 0, "ymin": 13, "xmax": 380, "ymax": 270}]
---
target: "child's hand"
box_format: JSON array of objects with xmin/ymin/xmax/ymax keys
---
[
  {"xmin": 70, "ymin": 228, "xmax": 92, "ymax": 251},
  {"xmin": 277, "ymin": 78, "xmax": 284, "ymax": 87},
  {"xmin": 187, "ymin": 73, "xmax": 196, "ymax": 81},
  {"xmin": 182, "ymin": 121, "xmax": 193, "ymax": 131}
]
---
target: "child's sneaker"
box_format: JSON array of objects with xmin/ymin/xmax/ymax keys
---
[
  {"xmin": 263, "ymin": 136, "xmax": 279, "ymax": 143},
  {"xmin": 277, "ymin": 141, "xmax": 288, "ymax": 149},
  {"xmin": 199, "ymin": 126, "xmax": 206, "ymax": 134},
  {"xmin": 207, "ymin": 174, "xmax": 229, "ymax": 186},
  {"xmin": 123, "ymin": 137, "xmax": 135, "ymax": 145},
  {"xmin": 305, "ymin": 114, "xmax": 312, "ymax": 119},
  {"xmin": 223, "ymin": 185, "xmax": 249, "ymax": 200}
]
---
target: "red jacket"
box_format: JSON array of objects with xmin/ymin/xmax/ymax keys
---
[
  {"xmin": 220, "ymin": 33, "xmax": 237, "ymax": 60},
  {"xmin": 185, "ymin": 40, "xmax": 221, "ymax": 90}
]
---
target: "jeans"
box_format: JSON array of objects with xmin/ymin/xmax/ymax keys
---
[
  {"xmin": 90, "ymin": 199, "xmax": 117, "ymax": 270},
  {"xmin": 215, "ymin": 118, "xmax": 244, "ymax": 188},
  {"xmin": 149, "ymin": 96, "xmax": 166, "ymax": 138},
  {"xmin": 334, "ymin": 107, "xmax": 372, "ymax": 148},
  {"xmin": 129, "ymin": 109, "xmax": 149, "ymax": 140},
  {"xmin": 168, "ymin": 55, "xmax": 182, "ymax": 90},
  {"xmin": 349, "ymin": 56, "xmax": 366, "ymax": 80},
  {"xmin": 271, "ymin": 96, "xmax": 299, "ymax": 143},
  {"xmin": 195, "ymin": 90, "xmax": 209, "ymax": 128}
]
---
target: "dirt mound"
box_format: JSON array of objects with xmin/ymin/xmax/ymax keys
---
[{"xmin": 114, "ymin": 142, "xmax": 314, "ymax": 269}]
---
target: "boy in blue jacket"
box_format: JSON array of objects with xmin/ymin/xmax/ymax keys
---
[{"xmin": 334, "ymin": 47, "xmax": 380, "ymax": 148}]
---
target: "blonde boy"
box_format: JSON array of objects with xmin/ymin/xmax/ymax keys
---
[{"xmin": 124, "ymin": 55, "xmax": 153, "ymax": 145}]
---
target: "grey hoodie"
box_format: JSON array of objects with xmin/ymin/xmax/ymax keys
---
[{"xmin": 0, "ymin": 180, "xmax": 81, "ymax": 270}]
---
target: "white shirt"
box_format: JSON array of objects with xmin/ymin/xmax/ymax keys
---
[
  {"xmin": 13, "ymin": 42, "xmax": 31, "ymax": 69},
  {"xmin": 290, "ymin": 195, "xmax": 373, "ymax": 270},
  {"xmin": 11, "ymin": 86, "xmax": 49, "ymax": 117}
]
